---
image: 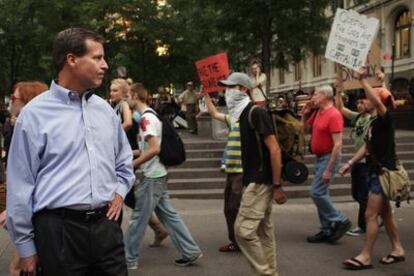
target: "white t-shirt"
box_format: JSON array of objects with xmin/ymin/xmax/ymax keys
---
[
  {"xmin": 250, "ymin": 73, "xmax": 267, "ymax": 102},
  {"xmin": 138, "ymin": 108, "xmax": 167, "ymax": 178}
]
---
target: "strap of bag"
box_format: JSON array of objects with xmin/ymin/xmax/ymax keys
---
[{"xmin": 248, "ymin": 105, "xmax": 264, "ymax": 172}]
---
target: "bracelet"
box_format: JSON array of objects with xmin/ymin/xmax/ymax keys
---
[
  {"xmin": 273, "ymin": 184, "xmax": 282, "ymax": 189},
  {"xmin": 347, "ymin": 160, "xmax": 353, "ymax": 166}
]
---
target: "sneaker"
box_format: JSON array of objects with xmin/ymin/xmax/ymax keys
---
[
  {"xmin": 219, "ymin": 243, "xmax": 240, "ymax": 252},
  {"xmin": 175, "ymin": 252, "xmax": 203, "ymax": 266},
  {"xmin": 127, "ymin": 262, "xmax": 138, "ymax": 270},
  {"xmin": 329, "ymin": 219, "xmax": 352, "ymax": 242},
  {"xmin": 346, "ymin": 227, "xmax": 365, "ymax": 237},
  {"xmin": 306, "ymin": 231, "xmax": 332, "ymax": 243}
]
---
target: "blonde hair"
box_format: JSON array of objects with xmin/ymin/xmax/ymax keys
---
[{"xmin": 111, "ymin": 78, "xmax": 130, "ymax": 97}]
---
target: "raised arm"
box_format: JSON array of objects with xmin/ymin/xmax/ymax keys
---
[
  {"xmin": 204, "ymin": 93, "xmax": 226, "ymax": 122},
  {"xmin": 356, "ymin": 68, "xmax": 387, "ymax": 116}
]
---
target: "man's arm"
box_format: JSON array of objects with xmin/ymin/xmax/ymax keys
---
[
  {"xmin": 264, "ymin": 134, "xmax": 287, "ymax": 204},
  {"xmin": 322, "ymin": 132, "xmax": 343, "ymax": 184},
  {"xmin": 205, "ymin": 93, "xmax": 226, "ymax": 122},
  {"xmin": 108, "ymin": 119, "xmax": 135, "ymax": 220},
  {"xmin": 132, "ymin": 135, "xmax": 160, "ymax": 168},
  {"xmin": 6, "ymin": 117, "xmax": 41, "ymax": 273},
  {"xmin": 339, "ymin": 143, "xmax": 366, "ymax": 175},
  {"xmin": 335, "ymin": 90, "xmax": 354, "ymax": 120}
]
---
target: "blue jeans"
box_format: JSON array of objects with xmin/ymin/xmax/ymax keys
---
[
  {"xmin": 310, "ymin": 154, "xmax": 347, "ymax": 235},
  {"xmin": 124, "ymin": 176, "xmax": 201, "ymax": 265}
]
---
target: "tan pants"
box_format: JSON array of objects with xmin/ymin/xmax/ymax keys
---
[{"xmin": 235, "ymin": 183, "xmax": 277, "ymax": 276}]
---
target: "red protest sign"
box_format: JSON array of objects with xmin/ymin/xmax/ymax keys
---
[{"xmin": 196, "ymin": 52, "xmax": 229, "ymax": 93}]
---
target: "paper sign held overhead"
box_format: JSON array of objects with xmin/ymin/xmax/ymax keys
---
[
  {"xmin": 196, "ymin": 53, "xmax": 229, "ymax": 93},
  {"xmin": 325, "ymin": 8, "xmax": 380, "ymax": 70}
]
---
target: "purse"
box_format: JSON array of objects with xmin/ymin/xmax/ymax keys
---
[{"xmin": 378, "ymin": 160, "xmax": 411, "ymax": 208}]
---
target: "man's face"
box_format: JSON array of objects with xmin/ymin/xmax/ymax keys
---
[
  {"xmin": 356, "ymin": 99, "xmax": 366, "ymax": 113},
  {"xmin": 363, "ymin": 98, "xmax": 375, "ymax": 113},
  {"xmin": 72, "ymin": 39, "xmax": 108, "ymax": 90},
  {"xmin": 311, "ymin": 90, "xmax": 327, "ymax": 107}
]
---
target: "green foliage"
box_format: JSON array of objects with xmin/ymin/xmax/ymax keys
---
[{"xmin": 0, "ymin": 0, "xmax": 332, "ymax": 100}]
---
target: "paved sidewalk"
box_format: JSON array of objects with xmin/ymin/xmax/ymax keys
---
[{"xmin": 1, "ymin": 198, "xmax": 413, "ymax": 276}]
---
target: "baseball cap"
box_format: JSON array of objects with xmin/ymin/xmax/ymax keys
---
[
  {"xmin": 373, "ymin": 87, "xmax": 396, "ymax": 109},
  {"xmin": 218, "ymin": 72, "xmax": 253, "ymax": 90}
]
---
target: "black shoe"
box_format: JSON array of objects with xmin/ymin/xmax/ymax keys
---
[
  {"xmin": 329, "ymin": 219, "xmax": 352, "ymax": 242},
  {"xmin": 307, "ymin": 231, "xmax": 331, "ymax": 243},
  {"xmin": 175, "ymin": 253, "xmax": 203, "ymax": 266}
]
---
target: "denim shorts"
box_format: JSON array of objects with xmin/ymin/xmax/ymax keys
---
[{"xmin": 368, "ymin": 175, "xmax": 384, "ymax": 195}]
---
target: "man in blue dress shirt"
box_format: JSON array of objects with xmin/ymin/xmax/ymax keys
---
[{"xmin": 6, "ymin": 28, "xmax": 135, "ymax": 275}]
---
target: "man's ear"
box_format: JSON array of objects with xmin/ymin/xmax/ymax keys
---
[{"xmin": 66, "ymin": 53, "xmax": 77, "ymax": 67}]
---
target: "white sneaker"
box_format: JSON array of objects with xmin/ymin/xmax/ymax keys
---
[{"xmin": 346, "ymin": 227, "xmax": 365, "ymax": 237}]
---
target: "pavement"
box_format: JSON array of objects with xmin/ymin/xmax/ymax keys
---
[{"xmin": 1, "ymin": 197, "xmax": 413, "ymax": 276}]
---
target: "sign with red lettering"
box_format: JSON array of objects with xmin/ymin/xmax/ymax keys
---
[{"xmin": 196, "ymin": 53, "xmax": 229, "ymax": 93}]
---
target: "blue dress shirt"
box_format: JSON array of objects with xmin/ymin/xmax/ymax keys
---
[{"xmin": 6, "ymin": 81, "xmax": 135, "ymax": 258}]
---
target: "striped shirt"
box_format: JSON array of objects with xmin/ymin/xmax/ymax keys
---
[{"xmin": 224, "ymin": 115, "xmax": 243, "ymax": 174}]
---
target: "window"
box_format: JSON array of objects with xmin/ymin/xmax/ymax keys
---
[
  {"xmin": 279, "ymin": 69, "xmax": 285, "ymax": 84},
  {"xmin": 294, "ymin": 63, "xmax": 302, "ymax": 81},
  {"xmin": 394, "ymin": 10, "xmax": 411, "ymax": 59},
  {"xmin": 313, "ymin": 55, "xmax": 322, "ymax": 77}
]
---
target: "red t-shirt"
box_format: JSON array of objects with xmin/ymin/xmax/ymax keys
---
[{"xmin": 306, "ymin": 106, "xmax": 343, "ymax": 155}]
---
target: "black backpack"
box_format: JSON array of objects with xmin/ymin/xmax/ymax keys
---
[{"xmin": 143, "ymin": 109, "xmax": 186, "ymax": 166}]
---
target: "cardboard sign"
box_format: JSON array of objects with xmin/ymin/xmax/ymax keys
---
[
  {"xmin": 196, "ymin": 53, "xmax": 229, "ymax": 93},
  {"xmin": 325, "ymin": 8, "xmax": 379, "ymax": 70},
  {"xmin": 339, "ymin": 39, "xmax": 382, "ymax": 90}
]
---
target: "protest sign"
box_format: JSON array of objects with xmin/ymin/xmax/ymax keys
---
[
  {"xmin": 196, "ymin": 52, "xmax": 229, "ymax": 93},
  {"xmin": 338, "ymin": 39, "xmax": 382, "ymax": 90},
  {"xmin": 325, "ymin": 8, "xmax": 379, "ymax": 70}
]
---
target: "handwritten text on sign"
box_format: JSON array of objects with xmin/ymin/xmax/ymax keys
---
[
  {"xmin": 196, "ymin": 53, "xmax": 229, "ymax": 93},
  {"xmin": 325, "ymin": 8, "xmax": 379, "ymax": 70}
]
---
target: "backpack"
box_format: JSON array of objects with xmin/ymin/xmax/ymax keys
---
[
  {"xmin": 248, "ymin": 102, "xmax": 308, "ymax": 184},
  {"xmin": 143, "ymin": 109, "xmax": 186, "ymax": 166},
  {"xmin": 378, "ymin": 161, "xmax": 411, "ymax": 208}
]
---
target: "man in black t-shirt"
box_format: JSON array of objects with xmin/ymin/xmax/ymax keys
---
[
  {"xmin": 219, "ymin": 72, "xmax": 287, "ymax": 276},
  {"xmin": 339, "ymin": 68, "xmax": 405, "ymax": 270}
]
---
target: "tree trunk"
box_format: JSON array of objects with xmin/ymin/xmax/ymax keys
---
[{"xmin": 261, "ymin": 4, "xmax": 272, "ymax": 93}]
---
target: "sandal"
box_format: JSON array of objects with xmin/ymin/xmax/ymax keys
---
[
  {"xmin": 218, "ymin": 243, "xmax": 240, "ymax": 252},
  {"xmin": 380, "ymin": 254, "xmax": 405, "ymax": 265},
  {"xmin": 343, "ymin": 258, "xmax": 373, "ymax": 270}
]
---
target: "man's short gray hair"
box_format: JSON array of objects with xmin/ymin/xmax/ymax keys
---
[{"xmin": 316, "ymin": 85, "xmax": 334, "ymax": 99}]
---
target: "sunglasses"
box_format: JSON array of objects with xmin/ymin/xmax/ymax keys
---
[{"xmin": 10, "ymin": 95, "xmax": 21, "ymax": 103}]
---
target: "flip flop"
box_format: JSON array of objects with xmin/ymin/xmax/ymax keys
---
[
  {"xmin": 343, "ymin": 258, "xmax": 373, "ymax": 270},
  {"xmin": 380, "ymin": 254, "xmax": 405, "ymax": 265}
]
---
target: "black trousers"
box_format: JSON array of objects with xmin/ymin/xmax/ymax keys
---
[
  {"xmin": 351, "ymin": 163, "xmax": 369, "ymax": 231},
  {"xmin": 33, "ymin": 209, "xmax": 127, "ymax": 276},
  {"xmin": 224, "ymin": 173, "xmax": 243, "ymax": 245}
]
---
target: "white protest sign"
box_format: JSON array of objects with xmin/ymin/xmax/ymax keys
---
[{"xmin": 325, "ymin": 8, "xmax": 379, "ymax": 70}]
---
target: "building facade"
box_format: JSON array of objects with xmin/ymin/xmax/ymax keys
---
[{"xmin": 270, "ymin": 0, "xmax": 414, "ymax": 100}]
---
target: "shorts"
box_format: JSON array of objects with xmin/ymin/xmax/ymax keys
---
[{"xmin": 368, "ymin": 175, "xmax": 384, "ymax": 195}]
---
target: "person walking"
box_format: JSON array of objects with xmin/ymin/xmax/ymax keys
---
[
  {"xmin": 179, "ymin": 81, "xmax": 198, "ymax": 134},
  {"xmin": 204, "ymin": 92, "xmax": 243, "ymax": 252},
  {"xmin": 301, "ymin": 85, "xmax": 351, "ymax": 243},
  {"xmin": 341, "ymin": 68, "xmax": 405, "ymax": 270},
  {"xmin": 6, "ymin": 28, "xmax": 135, "ymax": 275},
  {"xmin": 219, "ymin": 72, "xmax": 287, "ymax": 276},
  {"xmin": 124, "ymin": 83, "xmax": 202, "ymax": 270},
  {"xmin": 335, "ymin": 79, "xmax": 372, "ymax": 236}
]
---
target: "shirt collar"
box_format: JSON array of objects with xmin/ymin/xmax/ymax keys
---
[{"xmin": 50, "ymin": 80, "xmax": 95, "ymax": 103}]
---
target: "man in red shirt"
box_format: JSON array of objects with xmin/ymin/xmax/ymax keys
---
[{"xmin": 302, "ymin": 85, "xmax": 351, "ymax": 243}]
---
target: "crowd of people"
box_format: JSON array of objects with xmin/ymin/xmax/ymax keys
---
[{"xmin": 0, "ymin": 27, "xmax": 410, "ymax": 276}]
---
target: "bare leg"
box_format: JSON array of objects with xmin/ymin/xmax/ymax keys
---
[
  {"xmin": 379, "ymin": 199, "xmax": 404, "ymax": 263},
  {"xmin": 344, "ymin": 193, "xmax": 383, "ymax": 266}
]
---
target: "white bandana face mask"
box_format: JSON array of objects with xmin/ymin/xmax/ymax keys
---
[{"xmin": 225, "ymin": 88, "xmax": 251, "ymax": 126}]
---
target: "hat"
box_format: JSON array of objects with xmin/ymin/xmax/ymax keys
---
[
  {"xmin": 218, "ymin": 72, "xmax": 253, "ymax": 90},
  {"xmin": 373, "ymin": 87, "xmax": 396, "ymax": 109}
]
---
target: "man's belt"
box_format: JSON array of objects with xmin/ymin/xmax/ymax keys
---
[{"xmin": 35, "ymin": 206, "xmax": 108, "ymax": 222}]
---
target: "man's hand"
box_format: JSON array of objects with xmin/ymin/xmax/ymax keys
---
[
  {"xmin": 322, "ymin": 169, "xmax": 332, "ymax": 184},
  {"xmin": 132, "ymin": 150, "xmax": 141, "ymax": 157},
  {"xmin": 107, "ymin": 193, "xmax": 123, "ymax": 221},
  {"xmin": 20, "ymin": 255, "xmax": 39, "ymax": 275},
  {"xmin": 339, "ymin": 163, "xmax": 351, "ymax": 176},
  {"xmin": 0, "ymin": 210, "xmax": 6, "ymax": 228},
  {"xmin": 273, "ymin": 187, "xmax": 287, "ymax": 205}
]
